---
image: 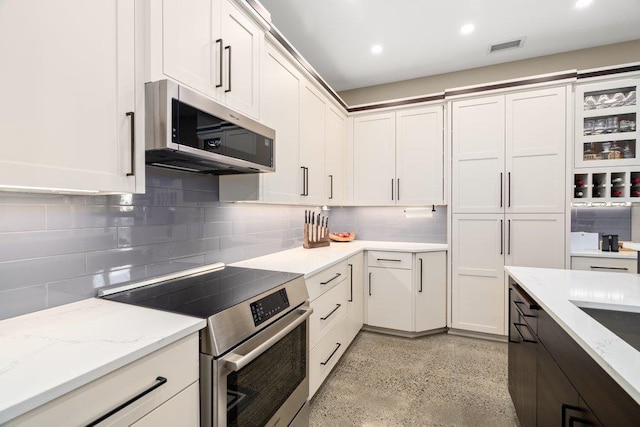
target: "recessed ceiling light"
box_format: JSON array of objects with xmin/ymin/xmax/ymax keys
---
[
  {"xmin": 460, "ymin": 24, "xmax": 475, "ymax": 35},
  {"xmin": 575, "ymin": 0, "xmax": 593, "ymax": 8},
  {"xmin": 371, "ymin": 44, "xmax": 383, "ymax": 55}
]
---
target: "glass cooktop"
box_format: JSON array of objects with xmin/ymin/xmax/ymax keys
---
[{"xmin": 101, "ymin": 265, "xmax": 302, "ymax": 319}]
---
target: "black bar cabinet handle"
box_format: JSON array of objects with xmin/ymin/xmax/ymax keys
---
[
  {"xmin": 86, "ymin": 376, "xmax": 167, "ymax": 426},
  {"xmin": 397, "ymin": 178, "xmax": 400, "ymax": 201},
  {"xmin": 508, "ymin": 219, "xmax": 511, "ymax": 255},
  {"xmin": 391, "ymin": 179, "xmax": 394, "ymax": 200},
  {"xmin": 225, "ymin": 45, "xmax": 232, "ymax": 92},
  {"xmin": 329, "ymin": 175, "xmax": 334, "ymax": 199},
  {"xmin": 305, "ymin": 167, "xmax": 309, "ymax": 196},
  {"xmin": 590, "ymin": 266, "xmax": 629, "ymax": 271},
  {"xmin": 320, "ymin": 343, "xmax": 342, "ymax": 366},
  {"xmin": 321, "ymin": 304, "xmax": 341, "ymax": 321},
  {"xmin": 513, "ymin": 323, "xmax": 536, "ymax": 344},
  {"xmin": 377, "ymin": 258, "xmax": 402, "ymax": 262},
  {"xmin": 300, "ymin": 167, "xmax": 306, "ymax": 196},
  {"xmin": 348, "ymin": 263, "xmax": 353, "ymax": 302},
  {"xmin": 514, "ymin": 301, "xmax": 536, "ymax": 318},
  {"xmin": 419, "ymin": 258, "xmax": 423, "ymax": 293},
  {"xmin": 126, "ymin": 112, "xmax": 135, "ymax": 177},
  {"xmin": 215, "ymin": 39, "xmax": 223, "ymax": 88},
  {"xmin": 500, "ymin": 220, "xmax": 504, "ymax": 255},
  {"xmin": 320, "ymin": 273, "xmax": 341, "ymax": 285},
  {"xmin": 508, "ymin": 172, "xmax": 511, "ymax": 207},
  {"xmin": 500, "ymin": 172, "xmax": 503, "ymax": 207},
  {"xmin": 368, "ymin": 272, "xmax": 372, "ymax": 296}
]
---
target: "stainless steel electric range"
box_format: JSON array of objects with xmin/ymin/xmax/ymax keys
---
[{"xmin": 100, "ymin": 263, "xmax": 311, "ymax": 427}]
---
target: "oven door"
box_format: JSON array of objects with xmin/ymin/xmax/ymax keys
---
[{"xmin": 202, "ymin": 305, "xmax": 312, "ymax": 427}]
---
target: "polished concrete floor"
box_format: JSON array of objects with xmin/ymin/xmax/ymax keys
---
[{"xmin": 309, "ymin": 331, "xmax": 519, "ymax": 427}]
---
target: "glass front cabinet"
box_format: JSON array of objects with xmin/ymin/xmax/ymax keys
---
[{"xmin": 573, "ymin": 76, "xmax": 639, "ymax": 203}]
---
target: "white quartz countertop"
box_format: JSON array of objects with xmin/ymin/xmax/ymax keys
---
[
  {"xmin": 231, "ymin": 241, "xmax": 448, "ymax": 277},
  {"xmin": 571, "ymin": 250, "xmax": 637, "ymax": 259},
  {"xmin": 505, "ymin": 266, "xmax": 640, "ymax": 404},
  {"xmin": 0, "ymin": 298, "xmax": 206, "ymax": 424}
]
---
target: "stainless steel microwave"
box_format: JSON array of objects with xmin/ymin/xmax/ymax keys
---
[{"xmin": 145, "ymin": 80, "xmax": 275, "ymax": 174}]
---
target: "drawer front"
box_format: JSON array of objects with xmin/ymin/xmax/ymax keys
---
[
  {"xmin": 571, "ymin": 256, "xmax": 636, "ymax": 273},
  {"xmin": 367, "ymin": 251, "xmax": 413, "ymax": 269},
  {"xmin": 309, "ymin": 279, "xmax": 349, "ymax": 349},
  {"xmin": 309, "ymin": 316, "xmax": 348, "ymax": 398},
  {"xmin": 131, "ymin": 381, "xmax": 199, "ymax": 427},
  {"xmin": 306, "ymin": 260, "xmax": 348, "ymax": 301},
  {"xmin": 7, "ymin": 334, "xmax": 199, "ymax": 427}
]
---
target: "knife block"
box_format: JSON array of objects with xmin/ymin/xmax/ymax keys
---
[{"xmin": 303, "ymin": 225, "xmax": 330, "ymax": 249}]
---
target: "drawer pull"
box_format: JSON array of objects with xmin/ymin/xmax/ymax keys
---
[
  {"xmin": 321, "ymin": 304, "xmax": 341, "ymax": 321},
  {"xmin": 376, "ymin": 258, "xmax": 402, "ymax": 262},
  {"xmin": 513, "ymin": 323, "xmax": 536, "ymax": 344},
  {"xmin": 320, "ymin": 342, "xmax": 342, "ymax": 366},
  {"xmin": 514, "ymin": 301, "xmax": 536, "ymax": 318},
  {"xmin": 590, "ymin": 265, "xmax": 628, "ymax": 271},
  {"xmin": 86, "ymin": 376, "xmax": 167, "ymax": 426},
  {"xmin": 320, "ymin": 273, "xmax": 341, "ymax": 285},
  {"xmin": 348, "ymin": 264, "xmax": 353, "ymax": 302}
]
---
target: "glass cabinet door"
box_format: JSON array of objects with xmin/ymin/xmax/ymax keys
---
[{"xmin": 575, "ymin": 77, "xmax": 638, "ymax": 168}]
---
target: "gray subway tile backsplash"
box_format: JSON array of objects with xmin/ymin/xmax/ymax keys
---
[{"xmin": 0, "ymin": 167, "xmax": 446, "ymax": 320}]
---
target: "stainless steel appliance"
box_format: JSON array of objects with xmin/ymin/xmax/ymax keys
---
[
  {"xmin": 100, "ymin": 263, "xmax": 311, "ymax": 427},
  {"xmin": 145, "ymin": 80, "xmax": 276, "ymax": 174}
]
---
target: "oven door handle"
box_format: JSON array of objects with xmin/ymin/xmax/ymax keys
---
[{"xmin": 224, "ymin": 306, "xmax": 313, "ymax": 372}]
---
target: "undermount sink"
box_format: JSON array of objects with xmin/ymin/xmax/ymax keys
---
[{"xmin": 578, "ymin": 305, "xmax": 640, "ymax": 352}]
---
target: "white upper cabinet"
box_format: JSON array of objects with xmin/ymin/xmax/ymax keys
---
[
  {"xmin": 0, "ymin": 0, "xmax": 145, "ymax": 194},
  {"xmin": 149, "ymin": 0, "xmax": 261, "ymax": 118},
  {"xmin": 353, "ymin": 112, "xmax": 397, "ymax": 205},
  {"xmin": 325, "ymin": 106, "xmax": 348, "ymax": 205},
  {"xmin": 299, "ymin": 83, "xmax": 327, "ymax": 204},
  {"xmin": 452, "ymin": 86, "xmax": 566, "ymax": 214},
  {"xmin": 396, "ymin": 106, "xmax": 445, "ymax": 205},
  {"xmin": 452, "ymin": 96, "xmax": 506, "ymax": 213},
  {"xmin": 505, "ymin": 88, "xmax": 567, "ymax": 213},
  {"xmin": 353, "ymin": 105, "xmax": 445, "ymax": 206}
]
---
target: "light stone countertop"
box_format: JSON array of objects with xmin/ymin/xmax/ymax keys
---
[
  {"xmin": 231, "ymin": 241, "xmax": 448, "ymax": 277},
  {"xmin": 571, "ymin": 250, "xmax": 637, "ymax": 259},
  {"xmin": 0, "ymin": 298, "xmax": 206, "ymax": 424},
  {"xmin": 505, "ymin": 266, "xmax": 640, "ymax": 405}
]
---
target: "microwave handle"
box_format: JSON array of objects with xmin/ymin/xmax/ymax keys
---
[{"xmin": 224, "ymin": 306, "xmax": 313, "ymax": 372}]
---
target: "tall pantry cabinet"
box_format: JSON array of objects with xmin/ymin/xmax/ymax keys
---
[{"xmin": 450, "ymin": 86, "xmax": 568, "ymax": 336}]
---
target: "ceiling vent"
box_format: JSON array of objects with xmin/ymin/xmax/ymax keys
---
[{"xmin": 489, "ymin": 38, "xmax": 525, "ymax": 53}]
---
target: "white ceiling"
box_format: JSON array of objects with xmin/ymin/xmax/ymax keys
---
[{"xmin": 257, "ymin": 0, "xmax": 640, "ymax": 92}]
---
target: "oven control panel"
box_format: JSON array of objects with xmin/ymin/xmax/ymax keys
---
[{"xmin": 250, "ymin": 288, "xmax": 290, "ymax": 326}]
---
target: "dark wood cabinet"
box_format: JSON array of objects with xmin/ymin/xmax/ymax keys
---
[{"xmin": 508, "ymin": 277, "xmax": 640, "ymax": 426}]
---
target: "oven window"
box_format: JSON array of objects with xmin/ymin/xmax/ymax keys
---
[
  {"xmin": 172, "ymin": 99, "xmax": 273, "ymax": 168},
  {"xmin": 227, "ymin": 322, "xmax": 306, "ymax": 426}
]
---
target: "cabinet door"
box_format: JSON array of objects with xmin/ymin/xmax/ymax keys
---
[
  {"xmin": 505, "ymin": 214, "xmax": 565, "ymax": 269},
  {"xmin": 415, "ymin": 252, "xmax": 447, "ymax": 331},
  {"xmin": 366, "ymin": 267, "xmax": 413, "ymax": 331},
  {"xmin": 346, "ymin": 253, "xmax": 364, "ymax": 343},
  {"xmin": 219, "ymin": 0, "xmax": 261, "ymax": 118},
  {"xmin": 451, "ymin": 214, "xmax": 506, "ymax": 335},
  {"xmin": 353, "ymin": 113, "xmax": 396, "ymax": 205},
  {"xmin": 396, "ymin": 106, "xmax": 444, "ymax": 205},
  {"xmin": 162, "ymin": 0, "xmax": 215, "ymax": 98},
  {"xmin": 0, "ymin": 0, "xmax": 143, "ymax": 194},
  {"xmin": 256, "ymin": 43, "xmax": 302, "ymax": 202},
  {"xmin": 299, "ymin": 83, "xmax": 327, "ymax": 204},
  {"xmin": 325, "ymin": 106, "xmax": 348, "ymax": 204},
  {"xmin": 452, "ymin": 95, "xmax": 505, "ymax": 213},
  {"xmin": 506, "ymin": 87, "xmax": 566, "ymax": 213},
  {"xmin": 537, "ymin": 342, "xmax": 581, "ymax": 427}
]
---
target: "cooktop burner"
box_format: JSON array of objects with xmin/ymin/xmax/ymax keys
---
[{"xmin": 101, "ymin": 264, "xmax": 302, "ymax": 319}]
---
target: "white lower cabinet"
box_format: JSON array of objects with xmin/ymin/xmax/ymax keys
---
[
  {"xmin": 365, "ymin": 251, "xmax": 447, "ymax": 333},
  {"xmin": 346, "ymin": 253, "xmax": 364, "ymax": 343},
  {"xmin": 415, "ymin": 251, "xmax": 447, "ymax": 331},
  {"xmin": 6, "ymin": 334, "xmax": 199, "ymax": 426},
  {"xmin": 571, "ymin": 256, "xmax": 637, "ymax": 273},
  {"xmin": 451, "ymin": 213, "xmax": 565, "ymax": 336},
  {"xmin": 306, "ymin": 255, "xmax": 364, "ymax": 398}
]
